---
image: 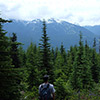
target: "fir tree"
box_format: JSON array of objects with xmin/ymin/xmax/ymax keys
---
[
  {"xmin": 91, "ymin": 48, "xmax": 100, "ymax": 83},
  {"xmin": 18, "ymin": 46, "xmax": 26, "ymax": 67},
  {"xmin": 70, "ymin": 33, "xmax": 92, "ymax": 89},
  {"xmin": 26, "ymin": 43, "xmax": 39, "ymax": 90},
  {"xmin": 39, "ymin": 20, "xmax": 52, "ymax": 76},
  {"xmin": 0, "ymin": 19, "xmax": 12, "ymax": 68},
  {"xmin": 0, "ymin": 18, "xmax": 22, "ymax": 100},
  {"xmin": 10, "ymin": 33, "xmax": 21, "ymax": 68}
]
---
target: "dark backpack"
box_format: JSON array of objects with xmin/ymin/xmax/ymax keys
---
[{"xmin": 40, "ymin": 84, "xmax": 52, "ymax": 100}]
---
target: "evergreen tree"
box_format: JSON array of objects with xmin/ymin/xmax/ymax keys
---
[
  {"xmin": 26, "ymin": 43, "xmax": 39, "ymax": 91},
  {"xmin": 93, "ymin": 37, "xmax": 96, "ymax": 50},
  {"xmin": 18, "ymin": 46, "xmax": 26, "ymax": 67},
  {"xmin": 39, "ymin": 20, "xmax": 52, "ymax": 76},
  {"xmin": 0, "ymin": 19, "xmax": 12, "ymax": 68},
  {"xmin": 70, "ymin": 34, "xmax": 93, "ymax": 90},
  {"xmin": 10, "ymin": 33, "xmax": 21, "ymax": 68},
  {"xmin": 60, "ymin": 42, "xmax": 65, "ymax": 55},
  {"xmin": 54, "ymin": 47, "xmax": 58, "ymax": 60},
  {"xmin": 91, "ymin": 48, "xmax": 100, "ymax": 83},
  {"xmin": 60, "ymin": 43, "xmax": 67, "ymax": 64},
  {"xmin": 99, "ymin": 38, "xmax": 100, "ymax": 54},
  {"xmin": 66, "ymin": 46, "xmax": 76, "ymax": 78},
  {"xmin": 0, "ymin": 18, "xmax": 22, "ymax": 100}
]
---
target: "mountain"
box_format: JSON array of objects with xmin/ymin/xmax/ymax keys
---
[
  {"xmin": 3, "ymin": 19, "xmax": 97, "ymax": 50},
  {"xmin": 84, "ymin": 25, "xmax": 100, "ymax": 36}
]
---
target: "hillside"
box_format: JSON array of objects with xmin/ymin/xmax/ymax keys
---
[
  {"xmin": 84, "ymin": 25, "xmax": 100, "ymax": 36},
  {"xmin": 3, "ymin": 19, "xmax": 97, "ymax": 50}
]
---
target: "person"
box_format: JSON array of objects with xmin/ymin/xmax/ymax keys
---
[{"xmin": 39, "ymin": 75, "xmax": 55, "ymax": 100}]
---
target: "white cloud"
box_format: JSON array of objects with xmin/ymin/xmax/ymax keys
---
[{"xmin": 0, "ymin": 0, "xmax": 100, "ymax": 26}]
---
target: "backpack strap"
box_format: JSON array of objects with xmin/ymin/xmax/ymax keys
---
[
  {"xmin": 47, "ymin": 83, "xmax": 49, "ymax": 88},
  {"xmin": 40, "ymin": 83, "xmax": 50, "ymax": 92}
]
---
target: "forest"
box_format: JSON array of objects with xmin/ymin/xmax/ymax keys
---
[{"xmin": 0, "ymin": 17, "xmax": 100, "ymax": 100}]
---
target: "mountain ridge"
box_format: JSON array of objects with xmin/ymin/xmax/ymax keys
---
[
  {"xmin": 84, "ymin": 25, "xmax": 100, "ymax": 36},
  {"xmin": 3, "ymin": 19, "xmax": 97, "ymax": 50}
]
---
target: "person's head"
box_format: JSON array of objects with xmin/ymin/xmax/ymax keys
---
[{"xmin": 43, "ymin": 75, "xmax": 49, "ymax": 83}]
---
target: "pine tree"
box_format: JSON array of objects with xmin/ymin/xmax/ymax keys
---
[
  {"xmin": 91, "ymin": 48, "xmax": 99, "ymax": 83},
  {"xmin": 60, "ymin": 43, "xmax": 67, "ymax": 64},
  {"xmin": 66, "ymin": 46, "xmax": 77, "ymax": 78},
  {"xmin": 93, "ymin": 38, "xmax": 96, "ymax": 49},
  {"xmin": 0, "ymin": 19, "xmax": 12, "ymax": 68},
  {"xmin": 18, "ymin": 46, "xmax": 26, "ymax": 67},
  {"xmin": 70, "ymin": 34, "xmax": 93, "ymax": 90},
  {"xmin": 0, "ymin": 18, "xmax": 22, "ymax": 100},
  {"xmin": 26, "ymin": 43, "xmax": 39, "ymax": 90},
  {"xmin": 70, "ymin": 34, "xmax": 84, "ymax": 89},
  {"xmin": 60, "ymin": 42, "xmax": 65, "ymax": 55},
  {"xmin": 99, "ymin": 38, "xmax": 100, "ymax": 54},
  {"xmin": 39, "ymin": 20, "xmax": 52, "ymax": 76},
  {"xmin": 10, "ymin": 33, "xmax": 21, "ymax": 68}
]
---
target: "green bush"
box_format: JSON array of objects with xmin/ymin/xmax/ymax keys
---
[
  {"xmin": 54, "ymin": 78, "xmax": 73, "ymax": 100},
  {"xmin": 23, "ymin": 86, "xmax": 38, "ymax": 100}
]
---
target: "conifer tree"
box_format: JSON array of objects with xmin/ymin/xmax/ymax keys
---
[
  {"xmin": 60, "ymin": 43, "xmax": 67, "ymax": 64},
  {"xmin": 39, "ymin": 20, "xmax": 52, "ymax": 76},
  {"xmin": 91, "ymin": 48, "xmax": 100, "ymax": 83},
  {"xmin": 18, "ymin": 46, "xmax": 26, "ymax": 67},
  {"xmin": 99, "ymin": 38, "xmax": 100, "ymax": 54},
  {"xmin": 60, "ymin": 42, "xmax": 65, "ymax": 55},
  {"xmin": 26, "ymin": 42, "xmax": 39, "ymax": 90},
  {"xmin": 70, "ymin": 34, "xmax": 84, "ymax": 89},
  {"xmin": 10, "ymin": 33, "xmax": 21, "ymax": 68},
  {"xmin": 66, "ymin": 46, "xmax": 76, "ymax": 78},
  {"xmin": 54, "ymin": 47, "xmax": 58, "ymax": 60},
  {"xmin": 93, "ymin": 37, "xmax": 96, "ymax": 49},
  {"xmin": 70, "ymin": 34, "xmax": 93, "ymax": 89},
  {"xmin": 0, "ymin": 18, "xmax": 22, "ymax": 100},
  {"xmin": 0, "ymin": 19, "xmax": 12, "ymax": 68}
]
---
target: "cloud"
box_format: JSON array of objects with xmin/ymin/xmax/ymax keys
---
[{"xmin": 0, "ymin": 0, "xmax": 100, "ymax": 25}]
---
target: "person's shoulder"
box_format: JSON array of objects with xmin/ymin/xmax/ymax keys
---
[
  {"xmin": 49, "ymin": 83, "xmax": 54, "ymax": 87},
  {"xmin": 39, "ymin": 83, "xmax": 44, "ymax": 88}
]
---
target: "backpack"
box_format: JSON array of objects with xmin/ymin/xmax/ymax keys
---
[{"xmin": 40, "ymin": 84, "xmax": 52, "ymax": 100}]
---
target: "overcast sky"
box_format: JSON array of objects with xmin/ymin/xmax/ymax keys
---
[{"xmin": 0, "ymin": 0, "xmax": 100, "ymax": 26}]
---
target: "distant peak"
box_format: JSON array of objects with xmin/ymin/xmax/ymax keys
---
[{"xmin": 46, "ymin": 18, "xmax": 62, "ymax": 24}]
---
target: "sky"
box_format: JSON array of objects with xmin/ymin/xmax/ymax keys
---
[{"xmin": 0, "ymin": 0, "xmax": 100, "ymax": 26}]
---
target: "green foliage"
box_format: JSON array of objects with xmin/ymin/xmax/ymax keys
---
[
  {"xmin": 18, "ymin": 46, "xmax": 26, "ymax": 67},
  {"xmin": 39, "ymin": 20, "xmax": 51, "ymax": 74},
  {"xmin": 0, "ymin": 19, "xmax": 12, "ymax": 68},
  {"xmin": 10, "ymin": 33, "xmax": 21, "ymax": 68},
  {"xmin": 91, "ymin": 49, "xmax": 100, "ymax": 83},
  {"xmin": 0, "ymin": 18, "xmax": 22, "ymax": 100},
  {"xmin": 26, "ymin": 43, "xmax": 40, "ymax": 91},
  {"xmin": 39, "ymin": 20, "xmax": 54, "ymax": 82},
  {"xmin": 0, "ymin": 68, "xmax": 23, "ymax": 100},
  {"xmin": 23, "ymin": 86, "xmax": 38, "ymax": 100},
  {"xmin": 54, "ymin": 78, "xmax": 73, "ymax": 100},
  {"xmin": 1, "ymin": 19, "xmax": 100, "ymax": 100}
]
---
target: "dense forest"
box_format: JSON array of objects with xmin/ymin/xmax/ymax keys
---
[{"xmin": 0, "ymin": 18, "xmax": 100, "ymax": 100}]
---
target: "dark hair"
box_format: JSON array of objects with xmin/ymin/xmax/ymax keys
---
[{"xmin": 43, "ymin": 75, "xmax": 49, "ymax": 82}]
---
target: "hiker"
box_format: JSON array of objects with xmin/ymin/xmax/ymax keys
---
[{"xmin": 39, "ymin": 75, "xmax": 55, "ymax": 100}]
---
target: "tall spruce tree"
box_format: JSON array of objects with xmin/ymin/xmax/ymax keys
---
[
  {"xmin": 70, "ymin": 33, "xmax": 93, "ymax": 90},
  {"xmin": 10, "ymin": 33, "xmax": 21, "ymax": 68},
  {"xmin": 18, "ymin": 46, "xmax": 26, "ymax": 67},
  {"xmin": 0, "ymin": 18, "xmax": 22, "ymax": 100},
  {"xmin": 39, "ymin": 20, "xmax": 52, "ymax": 75},
  {"xmin": 91, "ymin": 48, "xmax": 100, "ymax": 83},
  {"xmin": 0, "ymin": 18, "xmax": 12, "ymax": 68},
  {"xmin": 60, "ymin": 43, "xmax": 66, "ymax": 64},
  {"xmin": 26, "ymin": 42, "xmax": 39, "ymax": 90},
  {"xmin": 70, "ymin": 34, "xmax": 84, "ymax": 89}
]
